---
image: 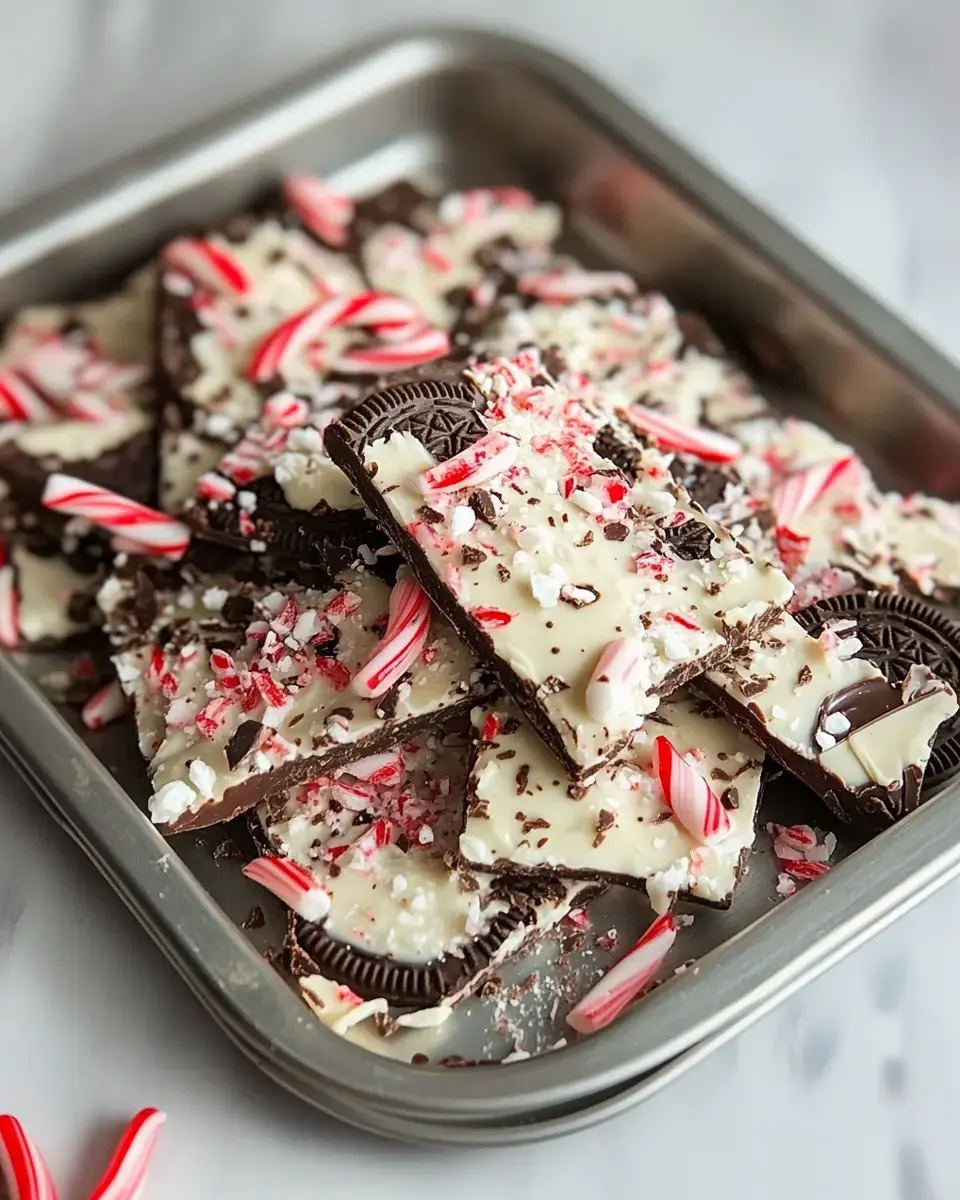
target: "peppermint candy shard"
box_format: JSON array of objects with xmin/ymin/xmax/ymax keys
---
[
  {"xmin": 566, "ymin": 913, "xmax": 678, "ymax": 1034},
  {"xmin": 624, "ymin": 405, "xmax": 740, "ymax": 464},
  {"xmin": 419, "ymin": 431, "xmax": 518, "ymax": 498},
  {"xmin": 81, "ymin": 680, "xmax": 129, "ymax": 731},
  {"xmin": 584, "ymin": 637, "xmax": 649, "ymax": 727},
  {"xmin": 241, "ymin": 856, "xmax": 331, "ymax": 923},
  {"xmin": 283, "ymin": 175, "xmax": 355, "ymax": 247},
  {"xmin": 653, "ymin": 735, "xmax": 732, "ymax": 845},
  {"xmin": 86, "ymin": 1107, "xmax": 167, "ymax": 1200},
  {"xmin": 772, "ymin": 455, "xmax": 859, "ymax": 532},
  {"xmin": 0, "ymin": 559, "xmax": 20, "ymax": 649}
]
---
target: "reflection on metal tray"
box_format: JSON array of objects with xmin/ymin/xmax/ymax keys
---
[{"xmin": 2, "ymin": 29, "xmax": 960, "ymax": 1144}]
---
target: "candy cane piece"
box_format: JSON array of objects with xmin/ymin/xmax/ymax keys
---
[
  {"xmin": 772, "ymin": 455, "xmax": 859, "ymax": 531},
  {"xmin": 283, "ymin": 175, "xmax": 355, "ymax": 247},
  {"xmin": 194, "ymin": 472, "xmax": 237, "ymax": 503},
  {"xmin": 42, "ymin": 475, "xmax": 191, "ymax": 560},
  {"xmin": 0, "ymin": 558, "xmax": 20, "ymax": 649},
  {"xmin": 162, "ymin": 238, "xmax": 251, "ymax": 296},
  {"xmin": 352, "ymin": 579, "xmax": 431, "ymax": 699},
  {"xmin": 624, "ymin": 405, "xmax": 740, "ymax": 464},
  {"xmin": 518, "ymin": 270, "xmax": 636, "ymax": 303},
  {"xmin": 0, "ymin": 370, "xmax": 55, "ymax": 423},
  {"xmin": 262, "ymin": 392, "xmax": 310, "ymax": 430},
  {"xmin": 247, "ymin": 292, "xmax": 422, "ymax": 382},
  {"xmin": 332, "ymin": 327, "xmax": 450, "ymax": 375},
  {"xmin": 584, "ymin": 637, "xmax": 650, "ymax": 727},
  {"xmin": 566, "ymin": 913, "xmax": 678, "ymax": 1034},
  {"xmin": 654, "ymin": 735, "xmax": 731, "ymax": 844},
  {"xmin": 241, "ymin": 856, "xmax": 331, "ymax": 922},
  {"xmin": 342, "ymin": 750, "xmax": 405, "ymax": 788},
  {"xmin": 0, "ymin": 1114, "xmax": 58, "ymax": 1200},
  {"xmin": 419, "ymin": 431, "xmax": 518, "ymax": 498},
  {"xmin": 86, "ymin": 1107, "xmax": 167, "ymax": 1200},
  {"xmin": 81, "ymin": 680, "xmax": 129, "ymax": 731}
]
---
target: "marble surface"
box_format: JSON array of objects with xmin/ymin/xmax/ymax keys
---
[{"xmin": 2, "ymin": 2, "xmax": 960, "ymax": 1196}]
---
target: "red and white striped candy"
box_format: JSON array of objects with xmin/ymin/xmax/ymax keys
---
[
  {"xmin": 241, "ymin": 856, "xmax": 331, "ymax": 922},
  {"xmin": 81, "ymin": 680, "xmax": 128, "ymax": 731},
  {"xmin": 0, "ymin": 555, "xmax": 20, "ymax": 649},
  {"xmin": 772, "ymin": 455, "xmax": 859, "ymax": 531},
  {"xmin": 566, "ymin": 912, "xmax": 677, "ymax": 1035},
  {"xmin": 419, "ymin": 431, "xmax": 518, "ymax": 498},
  {"xmin": 86, "ymin": 1107, "xmax": 167, "ymax": 1200},
  {"xmin": 283, "ymin": 175, "xmax": 355, "ymax": 247},
  {"xmin": 194, "ymin": 472, "xmax": 237, "ymax": 503},
  {"xmin": 42, "ymin": 475, "xmax": 191, "ymax": 560},
  {"xmin": 470, "ymin": 605, "xmax": 514, "ymax": 630},
  {"xmin": 332, "ymin": 327, "xmax": 450, "ymax": 375},
  {"xmin": 625, "ymin": 405, "xmax": 740, "ymax": 464},
  {"xmin": 518, "ymin": 270, "xmax": 636, "ymax": 303},
  {"xmin": 162, "ymin": 238, "xmax": 252, "ymax": 296},
  {"xmin": 654, "ymin": 735, "xmax": 731, "ymax": 844},
  {"xmin": 0, "ymin": 370, "xmax": 55, "ymax": 423},
  {"xmin": 584, "ymin": 637, "xmax": 650, "ymax": 727},
  {"xmin": 345, "ymin": 750, "xmax": 404, "ymax": 788},
  {"xmin": 247, "ymin": 292, "xmax": 423, "ymax": 382},
  {"xmin": 0, "ymin": 1115, "xmax": 57, "ymax": 1200},
  {"xmin": 262, "ymin": 392, "xmax": 310, "ymax": 430},
  {"xmin": 352, "ymin": 578, "xmax": 431, "ymax": 699}
]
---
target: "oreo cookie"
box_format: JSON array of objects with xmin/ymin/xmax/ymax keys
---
[{"xmin": 795, "ymin": 591, "xmax": 960, "ymax": 790}]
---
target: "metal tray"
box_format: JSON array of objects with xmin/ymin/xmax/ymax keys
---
[{"xmin": 4, "ymin": 27, "xmax": 960, "ymax": 1143}]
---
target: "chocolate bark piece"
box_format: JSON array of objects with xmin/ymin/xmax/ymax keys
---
[
  {"xmin": 876, "ymin": 492, "xmax": 960, "ymax": 600},
  {"xmin": 460, "ymin": 691, "xmax": 764, "ymax": 911},
  {"xmin": 0, "ymin": 497, "xmax": 110, "ymax": 647},
  {"xmin": 259, "ymin": 730, "xmax": 593, "ymax": 1006},
  {"xmin": 701, "ymin": 611, "xmax": 959, "ymax": 830},
  {"xmin": 99, "ymin": 564, "xmax": 488, "ymax": 834},
  {"xmin": 326, "ymin": 356, "xmax": 793, "ymax": 780},
  {"xmin": 180, "ymin": 392, "xmax": 384, "ymax": 571},
  {"xmin": 157, "ymin": 180, "xmax": 562, "ymax": 512},
  {"xmin": 794, "ymin": 591, "xmax": 960, "ymax": 790},
  {"xmin": 0, "ymin": 266, "xmax": 157, "ymax": 508}
]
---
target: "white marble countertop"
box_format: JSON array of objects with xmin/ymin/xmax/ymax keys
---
[{"xmin": 3, "ymin": 3, "xmax": 960, "ymax": 1197}]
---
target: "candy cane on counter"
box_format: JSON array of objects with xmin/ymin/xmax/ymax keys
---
[
  {"xmin": 623, "ymin": 404, "xmax": 740, "ymax": 465},
  {"xmin": 566, "ymin": 912, "xmax": 678, "ymax": 1035},
  {"xmin": 241, "ymin": 856, "xmax": 332, "ymax": 923},
  {"xmin": 247, "ymin": 292, "xmax": 426, "ymax": 382},
  {"xmin": 653, "ymin": 735, "xmax": 732, "ymax": 845},
  {"xmin": 352, "ymin": 577, "xmax": 431, "ymax": 699},
  {"xmin": 42, "ymin": 475, "xmax": 191, "ymax": 561},
  {"xmin": 86, "ymin": 1108, "xmax": 167, "ymax": 1200},
  {"xmin": 0, "ymin": 1115, "xmax": 58, "ymax": 1200}
]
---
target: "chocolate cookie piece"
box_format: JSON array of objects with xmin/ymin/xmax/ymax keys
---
[
  {"xmin": 795, "ymin": 591, "xmax": 960, "ymax": 790},
  {"xmin": 327, "ymin": 357, "xmax": 792, "ymax": 780}
]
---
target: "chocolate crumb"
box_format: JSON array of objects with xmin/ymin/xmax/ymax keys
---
[
  {"xmin": 461, "ymin": 545, "xmax": 487, "ymax": 566},
  {"xmin": 411, "ymin": 1053, "xmax": 430, "ymax": 1065},
  {"xmin": 798, "ymin": 664, "xmax": 813, "ymax": 686},
  {"xmin": 226, "ymin": 720, "xmax": 262, "ymax": 770},
  {"xmin": 603, "ymin": 522, "xmax": 629, "ymax": 542},
  {"xmin": 241, "ymin": 905, "xmax": 265, "ymax": 930},
  {"xmin": 592, "ymin": 808, "xmax": 616, "ymax": 847},
  {"xmin": 497, "ymin": 563, "xmax": 511, "ymax": 583},
  {"xmin": 516, "ymin": 764, "xmax": 530, "ymax": 794},
  {"xmin": 469, "ymin": 489, "xmax": 497, "ymax": 526},
  {"xmin": 721, "ymin": 786, "xmax": 740, "ymax": 810},
  {"xmin": 417, "ymin": 504, "xmax": 444, "ymax": 524}
]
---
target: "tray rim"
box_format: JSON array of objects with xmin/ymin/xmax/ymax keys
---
[{"xmin": 3, "ymin": 23, "xmax": 960, "ymax": 1129}]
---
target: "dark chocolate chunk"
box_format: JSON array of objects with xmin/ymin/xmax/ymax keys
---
[
  {"xmin": 469, "ymin": 489, "xmax": 498, "ymax": 526},
  {"xmin": 462, "ymin": 545, "xmax": 488, "ymax": 566},
  {"xmin": 796, "ymin": 590, "xmax": 960, "ymax": 789},
  {"xmin": 226, "ymin": 720, "xmax": 263, "ymax": 770},
  {"xmin": 602, "ymin": 521, "xmax": 629, "ymax": 542}
]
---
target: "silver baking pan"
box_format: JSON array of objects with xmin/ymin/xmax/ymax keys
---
[{"xmin": 3, "ymin": 27, "xmax": 960, "ymax": 1143}]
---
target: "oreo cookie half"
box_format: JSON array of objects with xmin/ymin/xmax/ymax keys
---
[{"xmin": 795, "ymin": 591, "xmax": 960, "ymax": 790}]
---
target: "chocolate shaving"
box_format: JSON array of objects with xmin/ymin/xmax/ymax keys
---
[
  {"xmin": 496, "ymin": 563, "xmax": 511, "ymax": 583},
  {"xmin": 461, "ymin": 545, "xmax": 487, "ymax": 565},
  {"xmin": 740, "ymin": 676, "xmax": 772, "ymax": 698},
  {"xmin": 662, "ymin": 517, "xmax": 714, "ymax": 561},
  {"xmin": 516, "ymin": 764, "xmax": 530, "ymax": 794},
  {"xmin": 798, "ymin": 664, "xmax": 813, "ymax": 687},
  {"xmin": 469, "ymin": 489, "xmax": 497, "ymax": 526},
  {"xmin": 592, "ymin": 808, "xmax": 616, "ymax": 847}
]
